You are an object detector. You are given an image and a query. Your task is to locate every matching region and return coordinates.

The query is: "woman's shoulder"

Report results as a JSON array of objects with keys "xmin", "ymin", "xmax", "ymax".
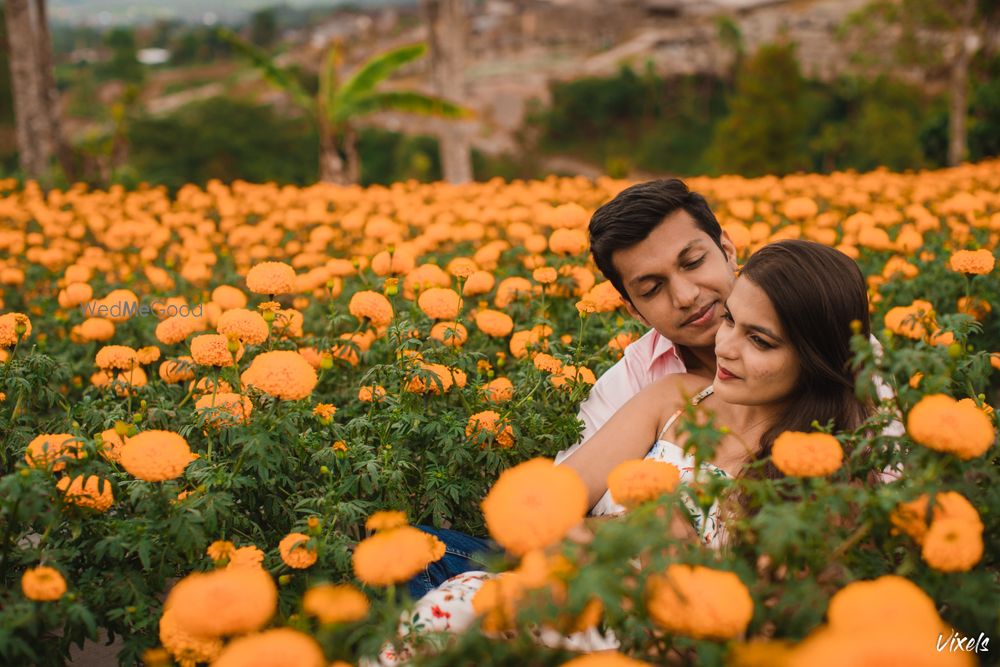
[{"xmin": 648, "ymin": 372, "xmax": 712, "ymax": 400}]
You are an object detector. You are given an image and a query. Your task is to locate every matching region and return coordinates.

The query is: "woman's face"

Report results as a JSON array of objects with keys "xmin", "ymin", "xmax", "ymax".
[{"xmin": 713, "ymin": 277, "xmax": 800, "ymax": 406}]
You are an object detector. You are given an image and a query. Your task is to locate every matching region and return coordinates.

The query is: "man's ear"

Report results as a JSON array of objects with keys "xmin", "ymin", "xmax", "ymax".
[
  {"xmin": 623, "ymin": 298, "xmax": 651, "ymax": 327},
  {"xmin": 720, "ymin": 230, "xmax": 739, "ymax": 270}
]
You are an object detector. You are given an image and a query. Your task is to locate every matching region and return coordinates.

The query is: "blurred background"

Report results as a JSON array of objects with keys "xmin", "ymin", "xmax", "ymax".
[{"xmin": 2, "ymin": 0, "xmax": 999, "ymax": 190}]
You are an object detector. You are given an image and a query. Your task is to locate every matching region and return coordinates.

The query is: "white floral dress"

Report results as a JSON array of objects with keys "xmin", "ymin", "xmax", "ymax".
[{"xmin": 370, "ymin": 386, "xmax": 728, "ymax": 665}]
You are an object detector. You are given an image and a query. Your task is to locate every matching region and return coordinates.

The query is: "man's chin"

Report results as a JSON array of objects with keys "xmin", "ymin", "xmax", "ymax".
[{"xmin": 666, "ymin": 322, "xmax": 722, "ymax": 349}]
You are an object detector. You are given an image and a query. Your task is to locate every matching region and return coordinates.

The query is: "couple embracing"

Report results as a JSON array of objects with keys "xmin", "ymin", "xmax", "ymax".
[{"xmin": 395, "ymin": 178, "xmax": 890, "ymax": 650}]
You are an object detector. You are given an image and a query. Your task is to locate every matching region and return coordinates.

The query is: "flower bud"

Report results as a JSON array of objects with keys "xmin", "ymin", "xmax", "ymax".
[
  {"xmin": 278, "ymin": 574, "xmax": 292, "ymax": 585},
  {"xmin": 320, "ymin": 354, "xmax": 333, "ymax": 370},
  {"xmin": 262, "ymin": 310, "xmax": 275, "ymax": 323}
]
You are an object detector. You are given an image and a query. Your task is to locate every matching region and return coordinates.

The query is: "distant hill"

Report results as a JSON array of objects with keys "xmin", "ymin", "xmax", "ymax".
[{"xmin": 49, "ymin": 0, "xmax": 416, "ymax": 25}]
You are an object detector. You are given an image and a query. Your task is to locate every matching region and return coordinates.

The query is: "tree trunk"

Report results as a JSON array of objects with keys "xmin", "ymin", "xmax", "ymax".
[
  {"xmin": 344, "ymin": 127, "xmax": 360, "ymax": 185},
  {"xmin": 34, "ymin": 0, "xmax": 75, "ymax": 180},
  {"xmin": 318, "ymin": 119, "xmax": 349, "ymax": 185},
  {"xmin": 422, "ymin": 0, "xmax": 473, "ymax": 184},
  {"xmin": 947, "ymin": 0, "xmax": 978, "ymax": 167},
  {"xmin": 5, "ymin": 0, "xmax": 52, "ymax": 179}
]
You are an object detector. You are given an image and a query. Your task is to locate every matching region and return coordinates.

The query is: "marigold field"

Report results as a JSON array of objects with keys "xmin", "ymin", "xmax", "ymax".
[{"xmin": 0, "ymin": 163, "xmax": 998, "ymax": 666}]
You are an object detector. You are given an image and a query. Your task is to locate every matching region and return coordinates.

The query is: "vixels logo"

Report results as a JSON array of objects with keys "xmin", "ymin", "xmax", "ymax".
[{"xmin": 937, "ymin": 631, "xmax": 989, "ymax": 654}]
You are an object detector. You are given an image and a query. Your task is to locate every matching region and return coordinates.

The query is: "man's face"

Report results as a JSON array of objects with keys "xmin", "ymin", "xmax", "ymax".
[{"xmin": 611, "ymin": 210, "xmax": 738, "ymax": 349}]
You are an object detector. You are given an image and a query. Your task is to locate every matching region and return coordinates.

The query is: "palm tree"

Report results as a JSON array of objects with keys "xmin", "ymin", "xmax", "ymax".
[{"xmin": 222, "ymin": 31, "xmax": 471, "ymax": 184}]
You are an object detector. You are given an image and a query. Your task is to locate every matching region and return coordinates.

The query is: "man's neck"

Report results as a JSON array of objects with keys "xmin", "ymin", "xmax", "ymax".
[{"xmin": 678, "ymin": 345, "xmax": 716, "ymax": 379}]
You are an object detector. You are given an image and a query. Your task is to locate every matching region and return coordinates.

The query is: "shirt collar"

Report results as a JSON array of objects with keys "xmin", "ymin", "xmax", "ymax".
[{"xmin": 648, "ymin": 330, "xmax": 684, "ymax": 372}]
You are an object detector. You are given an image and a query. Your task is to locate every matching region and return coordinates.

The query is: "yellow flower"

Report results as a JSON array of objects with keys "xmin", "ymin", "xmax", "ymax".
[
  {"xmin": 57, "ymin": 475, "xmax": 114, "ymax": 512},
  {"xmin": 217, "ymin": 308, "xmax": 270, "ymax": 345},
  {"xmin": 158, "ymin": 606, "xmax": 223, "ymax": 666},
  {"xmin": 206, "ymin": 540, "xmax": 236, "ymax": 563},
  {"xmin": 302, "ymin": 584, "xmax": 370, "ymax": 624},
  {"xmin": 348, "ymin": 290, "xmax": 394, "ymax": 327},
  {"xmin": 358, "ymin": 384, "xmax": 386, "ymax": 403},
  {"xmin": 365, "ymin": 510, "xmax": 408, "ymax": 532},
  {"xmin": 190, "ymin": 334, "xmax": 242, "ymax": 367},
  {"xmin": 119, "ymin": 430, "xmax": 197, "ymax": 482},
  {"xmin": 279, "ymin": 532, "xmax": 318, "ymax": 569},
  {"xmin": 921, "ymin": 518, "xmax": 983, "ymax": 572},
  {"xmin": 907, "ymin": 394, "xmax": 995, "ymax": 459},
  {"xmin": 312, "ymin": 403, "xmax": 337, "ymax": 422},
  {"xmin": 241, "ymin": 350, "xmax": 318, "ymax": 400},
  {"xmin": 948, "ymin": 248, "xmax": 995, "ymax": 274},
  {"xmin": 24, "ymin": 433, "xmax": 81, "ymax": 471},
  {"xmin": 164, "ymin": 566, "xmax": 277, "ymax": 638},
  {"xmin": 213, "ymin": 628, "xmax": 325, "ymax": 667},
  {"xmin": 21, "ymin": 566, "xmax": 67, "ymax": 601},
  {"xmin": 890, "ymin": 491, "xmax": 982, "ymax": 544},
  {"xmin": 646, "ymin": 564, "xmax": 753, "ymax": 640},
  {"xmin": 417, "ymin": 287, "xmax": 463, "ymax": 320},
  {"xmin": 474, "ymin": 309, "xmax": 515, "ymax": 338},
  {"xmin": 466, "ymin": 410, "xmax": 515, "ymax": 448},
  {"xmin": 481, "ymin": 458, "xmax": 588, "ymax": 555},
  {"xmin": 606, "ymin": 460, "xmax": 680, "ymax": 509},
  {"xmin": 352, "ymin": 526, "xmax": 445, "ymax": 586},
  {"xmin": 246, "ymin": 261, "xmax": 297, "ymax": 295},
  {"xmin": 95, "ymin": 345, "xmax": 137, "ymax": 371},
  {"xmin": 0, "ymin": 312, "xmax": 32, "ymax": 347},
  {"xmin": 771, "ymin": 432, "xmax": 843, "ymax": 477}
]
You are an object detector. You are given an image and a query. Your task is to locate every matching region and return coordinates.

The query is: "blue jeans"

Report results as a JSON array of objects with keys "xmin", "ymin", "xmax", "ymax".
[{"xmin": 407, "ymin": 525, "xmax": 500, "ymax": 600}]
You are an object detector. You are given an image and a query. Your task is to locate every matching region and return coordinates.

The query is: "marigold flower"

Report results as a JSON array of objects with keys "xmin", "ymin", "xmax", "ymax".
[
  {"xmin": 446, "ymin": 256, "xmax": 477, "ymax": 278},
  {"xmin": 95, "ymin": 345, "xmax": 137, "ymax": 371},
  {"xmin": 907, "ymin": 394, "xmax": 995, "ymax": 459},
  {"xmin": 403, "ymin": 263, "xmax": 451, "ymax": 299},
  {"xmin": 646, "ymin": 564, "xmax": 753, "ymax": 639},
  {"xmin": 561, "ymin": 653, "xmax": 652, "ymax": 667},
  {"xmin": 207, "ymin": 540, "xmax": 236, "ymax": 563},
  {"xmin": 194, "ymin": 392, "xmax": 252, "ymax": 428},
  {"xmin": 482, "ymin": 377, "xmax": 514, "ymax": 402},
  {"xmin": 463, "ymin": 270, "xmax": 495, "ymax": 296},
  {"xmin": 890, "ymin": 491, "xmax": 983, "ymax": 545},
  {"xmin": 21, "ymin": 566, "xmax": 66, "ymax": 601},
  {"xmin": 825, "ymin": 575, "xmax": 945, "ymax": 635},
  {"xmin": 406, "ymin": 362, "xmax": 456, "ymax": 395},
  {"xmin": 352, "ymin": 526, "xmax": 446, "ymax": 586},
  {"xmin": 119, "ymin": 430, "xmax": 197, "ymax": 482},
  {"xmin": 303, "ymin": 584, "xmax": 370, "ymax": 625},
  {"xmin": 956, "ymin": 296, "xmax": 992, "ymax": 321},
  {"xmin": 481, "ymin": 458, "xmax": 588, "ymax": 555},
  {"xmin": 371, "ymin": 248, "xmax": 417, "ymax": 276},
  {"xmin": 217, "ymin": 308, "xmax": 269, "ymax": 345},
  {"xmin": 883, "ymin": 300, "xmax": 935, "ymax": 340},
  {"xmin": 25, "ymin": 433, "xmax": 81, "ymax": 471},
  {"xmin": 532, "ymin": 266, "xmax": 557, "ymax": 284},
  {"xmin": 495, "ymin": 276, "xmax": 535, "ymax": 309},
  {"xmin": 246, "ymin": 261, "xmax": 297, "ymax": 295},
  {"xmin": 79, "ymin": 317, "xmax": 116, "ymax": 342},
  {"xmin": 97, "ymin": 428, "xmax": 126, "ymax": 463},
  {"xmin": 190, "ymin": 334, "xmax": 242, "ymax": 367},
  {"xmin": 366, "ymin": 510, "xmax": 408, "ymax": 532},
  {"xmin": 228, "ymin": 545, "xmax": 265, "ymax": 570},
  {"xmin": 948, "ymin": 249, "xmax": 995, "ymax": 275},
  {"xmin": 189, "ymin": 377, "xmax": 232, "ymax": 395},
  {"xmin": 135, "ymin": 346, "xmax": 161, "ymax": 365},
  {"xmin": 550, "ymin": 364, "xmax": 596, "ymax": 388},
  {"xmin": 608, "ymin": 332, "xmax": 638, "ymax": 356},
  {"xmin": 417, "ymin": 287, "xmax": 463, "ymax": 320},
  {"xmin": 549, "ymin": 228, "xmax": 588, "ymax": 255},
  {"xmin": 921, "ymin": 517, "xmax": 984, "ymax": 572},
  {"xmin": 466, "ymin": 410, "xmax": 515, "ymax": 448},
  {"xmin": 57, "ymin": 475, "xmax": 114, "ymax": 512},
  {"xmin": 312, "ymin": 403, "xmax": 337, "ymax": 422},
  {"xmin": 771, "ymin": 431, "xmax": 844, "ymax": 477},
  {"xmin": 430, "ymin": 321, "xmax": 468, "ymax": 347},
  {"xmin": 58, "ymin": 282, "xmax": 94, "ymax": 309},
  {"xmin": 359, "ymin": 384, "xmax": 387, "ymax": 402},
  {"xmin": 279, "ymin": 532, "xmax": 318, "ymax": 569},
  {"xmin": 211, "ymin": 285, "xmax": 248, "ymax": 311},
  {"xmin": 165, "ymin": 566, "xmax": 277, "ymax": 638},
  {"xmin": 0, "ymin": 312, "xmax": 32, "ymax": 347},
  {"xmin": 213, "ymin": 628, "xmax": 325, "ymax": 667},
  {"xmin": 159, "ymin": 357, "xmax": 195, "ymax": 384},
  {"xmin": 349, "ymin": 290, "xmax": 394, "ymax": 327},
  {"xmin": 241, "ymin": 350, "xmax": 318, "ymax": 400},
  {"xmin": 474, "ymin": 309, "xmax": 514, "ymax": 337},
  {"xmin": 607, "ymin": 460, "xmax": 680, "ymax": 509},
  {"xmin": 159, "ymin": 606, "xmax": 223, "ymax": 666},
  {"xmin": 532, "ymin": 353, "xmax": 563, "ymax": 374},
  {"xmin": 155, "ymin": 315, "xmax": 194, "ymax": 345}
]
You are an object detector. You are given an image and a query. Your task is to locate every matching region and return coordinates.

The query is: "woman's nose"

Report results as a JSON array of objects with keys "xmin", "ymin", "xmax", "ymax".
[{"xmin": 715, "ymin": 324, "xmax": 737, "ymax": 359}]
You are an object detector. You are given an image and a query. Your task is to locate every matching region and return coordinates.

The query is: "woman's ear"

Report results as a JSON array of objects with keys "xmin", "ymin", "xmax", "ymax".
[{"xmin": 720, "ymin": 231, "xmax": 739, "ymax": 271}]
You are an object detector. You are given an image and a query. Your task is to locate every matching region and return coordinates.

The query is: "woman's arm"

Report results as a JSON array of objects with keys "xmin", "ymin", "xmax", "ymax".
[{"xmin": 561, "ymin": 374, "xmax": 687, "ymax": 510}]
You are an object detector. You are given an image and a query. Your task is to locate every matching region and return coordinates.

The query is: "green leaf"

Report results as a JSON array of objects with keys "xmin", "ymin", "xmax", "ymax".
[
  {"xmin": 335, "ymin": 43, "xmax": 428, "ymax": 108},
  {"xmin": 217, "ymin": 28, "xmax": 315, "ymax": 112},
  {"xmin": 336, "ymin": 91, "xmax": 471, "ymax": 123}
]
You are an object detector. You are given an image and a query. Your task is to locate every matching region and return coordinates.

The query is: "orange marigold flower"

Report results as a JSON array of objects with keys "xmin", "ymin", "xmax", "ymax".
[
  {"xmin": 646, "ymin": 564, "xmax": 753, "ymax": 640},
  {"xmin": 21, "ymin": 566, "xmax": 66, "ymax": 601},
  {"xmin": 403, "ymin": 263, "xmax": 451, "ymax": 299},
  {"xmin": 561, "ymin": 653, "xmax": 652, "ymax": 667},
  {"xmin": 136, "ymin": 346, "xmax": 161, "ymax": 365},
  {"xmin": 57, "ymin": 475, "xmax": 114, "ymax": 512},
  {"xmin": 359, "ymin": 384, "xmax": 387, "ymax": 402},
  {"xmin": 217, "ymin": 308, "xmax": 269, "ymax": 345},
  {"xmin": 957, "ymin": 296, "xmax": 991, "ymax": 321},
  {"xmin": 228, "ymin": 545, "xmax": 265, "ymax": 570},
  {"xmin": 119, "ymin": 430, "xmax": 197, "ymax": 482},
  {"xmin": 463, "ymin": 270, "xmax": 495, "ymax": 296},
  {"xmin": 303, "ymin": 583, "xmax": 370, "ymax": 624},
  {"xmin": 95, "ymin": 345, "xmax": 137, "ymax": 371},
  {"xmin": 532, "ymin": 266, "xmax": 557, "ymax": 284},
  {"xmin": 481, "ymin": 458, "xmax": 588, "ymax": 555},
  {"xmin": 584, "ymin": 281, "xmax": 624, "ymax": 313},
  {"xmin": 25, "ymin": 433, "xmax": 81, "ymax": 471},
  {"xmin": 312, "ymin": 403, "xmax": 337, "ymax": 422},
  {"xmin": 165, "ymin": 566, "xmax": 277, "ymax": 638},
  {"xmin": 352, "ymin": 526, "xmax": 446, "ymax": 586},
  {"xmin": 246, "ymin": 261, "xmax": 297, "ymax": 295},
  {"xmin": 824, "ymin": 575, "xmax": 945, "ymax": 636},
  {"xmin": 532, "ymin": 352, "xmax": 563, "ymax": 374},
  {"xmin": 0, "ymin": 312, "xmax": 32, "ymax": 347},
  {"xmin": 213, "ymin": 628, "xmax": 325, "ymax": 667},
  {"xmin": 446, "ymin": 257, "xmax": 478, "ymax": 278},
  {"xmin": 241, "ymin": 350, "xmax": 318, "ymax": 400},
  {"xmin": 921, "ymin": 517, "xmax": 984, "ymax": 572},
  {"xmin": 406, "ymin": 362, "xmax": 456, "ymax": 395},
  {"xmin": 890, "ymin": 491, "xmax": 982, "ymax": 545},
  {"xmin": 948, "ymin": 249, "xmax": 995, "ymax": 275},
  {"xmin": 58, "ymin": 282, "xmax": 94, "ymax": 309},
  {"xmin": 907, "ymin": 394, "xmax": 995, "ymax": 459},
  {"xmin": 771, "ymin": 432, "xmax": 844, "ymax": 477},
  {"xmin": 207, "ymin": 540, "xmax": 236, "ymax": 563},
  {"xmin": 607, "ymin": 460, "xmax": 680, "ymax": 509},
  {"xmin": 190, "ymin": 334, "xmax": 242, "ymax": 367},
  {"xmin": 97, "ymin": 428, "xmax": 126, "ymax": 463},
  {"xmin": 279, "ymin": 532, "xmax": 318, "ymax": 569},
  {"xmin": 550, "ymin": 365, "xmax": 596, "ymax": 388},
  {"xmin": 430, "ymin": 321, "xmax": 468, "ymax": 347},
  {"xmin": 883, "ymin": 300, "xmax": 935, "ymax": 340},
  {"xmin": 349, "ymin": 290, "xmax": 394, "ymax": 327},
  {"xmin": 608, "ymin": 332, "xmax": 638, "ymax": 356},
  {"xmin": 79, "ymin": 317, "xmax": 116, "ymax": 342},
  {"xmin": 155, "ymin": 315, "xmax": 194, "ymax": 345},
  {"xmin": 371, "ymin": 248, "xmax": 417, "ymax": 276},
  {"xmin": 474, "ymin": 309, "xmax": 514, "ymax": 337},
  {"xmin": 482, "ymin": 377, "xmax": 514, "ymax": 403},
  {"xmin": 211, "ymin": 285, "xmax": 247, "ymax": 311},
  {"xmin": 159, "ymin": 606, "xmax": 223, "ymax": 666},
  {"xmin": 194, "ymin": 392, "xmax": 252, "ymax": 428},
  {"xmin": 418, "ymin": 287, "xmax": 463, "ymax": 320},
  {"xmin": 494, "ymin": 276, "xmax": 534, "ymax": 309},
  {"xmin": 548, "ymin": 228, "xmax": 588, "ymax": 255},
  {"xmin": 189, "ymin": 377, "xmax": 232, "ymax": 396},
  {"xmin": 466, "ymin": 410, "xmax": 515, "ymax": 448},
  {"xmin": 366, "ymin": 510, "xmax": 408, "ymax": 532}
]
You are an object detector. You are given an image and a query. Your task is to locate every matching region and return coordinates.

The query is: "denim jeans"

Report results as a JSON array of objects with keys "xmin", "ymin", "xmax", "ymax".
[{"xmin": 407, "ymin": 525, "xmax": 501, "ymax": 600}]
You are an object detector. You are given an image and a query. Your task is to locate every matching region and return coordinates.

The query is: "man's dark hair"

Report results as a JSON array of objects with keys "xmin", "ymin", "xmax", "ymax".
[{"xmin": 589, "ymin": 179, "xmax": 724, "ymax": 301}]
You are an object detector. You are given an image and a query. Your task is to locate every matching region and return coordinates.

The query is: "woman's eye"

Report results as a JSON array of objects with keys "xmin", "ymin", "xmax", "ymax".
[
  {"xmin": 750, "ymin": 335, "xmax": 772, "ymax": 349},
  {"xmin": 722, "ymin": 310, "xmax": 734, "ymax": 323}
]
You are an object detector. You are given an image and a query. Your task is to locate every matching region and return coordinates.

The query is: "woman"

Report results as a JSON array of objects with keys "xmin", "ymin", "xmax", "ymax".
[{"xmin": 378, "ymin": 240, "xmax": 874, "ymax": 662}]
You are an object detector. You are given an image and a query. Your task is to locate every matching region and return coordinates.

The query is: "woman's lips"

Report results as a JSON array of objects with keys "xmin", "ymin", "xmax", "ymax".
[{"xmin": 716, "ymin": 365, "xmax": 740, "ymax": 381}]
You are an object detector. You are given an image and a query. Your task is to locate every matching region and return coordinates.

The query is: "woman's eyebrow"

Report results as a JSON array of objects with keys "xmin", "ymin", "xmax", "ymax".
[{"xmin": 724, "ymin": 303, "xmax": 784, "ymax": 342}]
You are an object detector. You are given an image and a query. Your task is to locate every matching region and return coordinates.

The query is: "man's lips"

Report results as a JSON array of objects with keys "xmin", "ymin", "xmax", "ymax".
[{"xmin": 682, "ymin": 302, "xmax": 716, "ymax": 326}]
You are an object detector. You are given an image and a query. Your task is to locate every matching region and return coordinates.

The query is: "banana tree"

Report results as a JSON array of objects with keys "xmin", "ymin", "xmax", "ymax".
[{"xmin": 221, "ymin": 32, "xmax": 471, "ymax": 184}]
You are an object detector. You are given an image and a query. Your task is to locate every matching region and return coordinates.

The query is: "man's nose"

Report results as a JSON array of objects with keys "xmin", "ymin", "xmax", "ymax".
[{"xmin": 671, "ymin": 277, "xmax": 699, "ymax": 310}]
